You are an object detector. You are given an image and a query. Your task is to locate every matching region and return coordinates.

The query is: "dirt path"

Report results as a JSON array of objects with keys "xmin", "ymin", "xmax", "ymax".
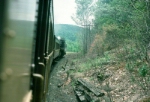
[{"xmin": 46, "ymin": 53, "xmax": 78, "ymax": 102}]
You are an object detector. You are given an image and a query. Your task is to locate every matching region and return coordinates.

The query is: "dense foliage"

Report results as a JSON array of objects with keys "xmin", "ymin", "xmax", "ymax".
[
  {"xmin": 74, "ymin": 0, "xmax": 150, "ymax": 53},
  {"xmin": 74, "ymin": 0, "xmax": 150, "ymax": 95}
]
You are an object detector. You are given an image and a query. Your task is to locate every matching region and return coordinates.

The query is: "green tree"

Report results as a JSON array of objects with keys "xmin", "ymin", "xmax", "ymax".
[{"xmin": 73, "ymin": 0, "xmax": 94, "ymax": 54}]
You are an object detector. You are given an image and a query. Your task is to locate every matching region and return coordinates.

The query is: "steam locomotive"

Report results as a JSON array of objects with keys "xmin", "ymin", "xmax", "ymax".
[{"xmin": 0, "ymin": 0, "xmax": 66, "ymax": 102}]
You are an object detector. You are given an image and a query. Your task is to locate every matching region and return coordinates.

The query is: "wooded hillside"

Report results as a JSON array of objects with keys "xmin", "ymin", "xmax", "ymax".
[{"xmin": 54, "ymin": 24, "xmax": 82, "ymax": 52}]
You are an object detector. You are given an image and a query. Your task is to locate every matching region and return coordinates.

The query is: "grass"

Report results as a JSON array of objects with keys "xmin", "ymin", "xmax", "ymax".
[{"xmin": 70, "ymin": 51, "xmax": 115, "ymax": 73}]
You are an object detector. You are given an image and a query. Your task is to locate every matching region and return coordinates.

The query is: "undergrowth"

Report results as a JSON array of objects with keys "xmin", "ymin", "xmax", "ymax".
[
  {"xmin": 70, "ymin": 44, "xmax": 150, "ymax": 99},
  {"xmin": 75, "ymin": 51, "xmax": 114, "ymax": 72}
]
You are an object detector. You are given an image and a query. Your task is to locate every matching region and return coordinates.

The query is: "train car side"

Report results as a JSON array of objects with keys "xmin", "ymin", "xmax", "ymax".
[
  {"xmin": 0, "ymin": 0, "xmax": 58, "ymax": 102},
  {"xmin": 53, "ymin": 36, "xmax": 61, "ymax": 59},
  {"xmin": 0, "ymin": 0, "xmax": 37, "ymax": 102}
]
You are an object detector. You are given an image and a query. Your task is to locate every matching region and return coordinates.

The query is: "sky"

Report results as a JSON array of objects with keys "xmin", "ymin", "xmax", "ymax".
[{"xmin": 54, "ymin": 0, "xmax": 76, "ymax": 25}]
